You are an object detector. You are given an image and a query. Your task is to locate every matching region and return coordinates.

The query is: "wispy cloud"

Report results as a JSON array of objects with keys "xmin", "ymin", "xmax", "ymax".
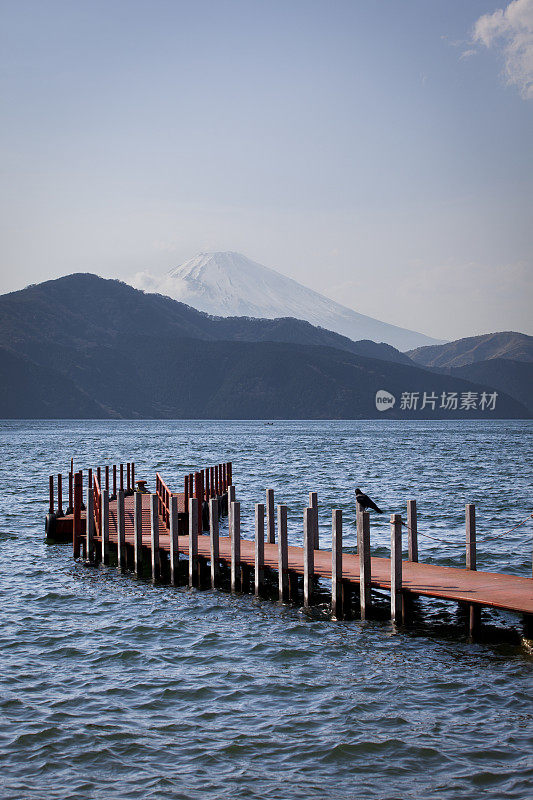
[{"xmin": 473, "ymin": 0, "xmax": 533, "ymax": 98}]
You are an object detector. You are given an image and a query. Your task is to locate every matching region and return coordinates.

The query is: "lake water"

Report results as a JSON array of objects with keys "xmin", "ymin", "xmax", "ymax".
[{"xmin": 1, "ymin": 420, "xmax": 532, "ymax": 800}]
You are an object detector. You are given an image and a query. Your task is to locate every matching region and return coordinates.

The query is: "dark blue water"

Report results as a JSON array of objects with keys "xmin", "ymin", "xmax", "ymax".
[{"xmin": 1, "ymin": 420, "xmax": 532, "ymax": 800}]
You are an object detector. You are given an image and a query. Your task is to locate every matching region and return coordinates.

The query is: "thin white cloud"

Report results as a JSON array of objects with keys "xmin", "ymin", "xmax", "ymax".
[{"xmin": 473, "ymin": 0, "xmax": 533, "ymax": 98}]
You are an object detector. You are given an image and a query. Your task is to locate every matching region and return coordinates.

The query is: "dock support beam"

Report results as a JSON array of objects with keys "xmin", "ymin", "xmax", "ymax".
[
  {"xmin": 209, "ymin": 497, "xmax": 219, "ymax": 588},
  {"xmin": 303, "ymin": 507, "xmax": 314, "ymax": 607},
  {"xmin": 278, "ymin": 504, "xmax": 289, "ymax": 602},
  {"xmin": 255, "ymin": 503, "xmax": 264, "ymax": 597},
  {"xmin": 230, "ymin": 501, "xmax": 241, "ymax": 593},
  {"xmin": 189, "ymin": 497, "xmax": 199, "ymax": 588},
  {"xmin": 170, "ymin": 495, "xmax": 179, "ymax": 585},
  {"xmin": 133, "ymin": 491, "xmax": 142, "ymax": 575},
  {"xmin": 390, "ymin": 513, "xmax": 403, "ymax": 624},
  {"xmin": 266, "ymin": 489, "xmax": 275, "ymax": 543},
  {"xmin": 117, "ymin": 489, "xmax": 126, "ymax": 572},
  {"xmin": 359, "ymin": 511, "xmax": 372, "ymax": 620},
  {"xmin": 331, "ymin": 509, "xmax": 342, "ymax": 619},
  {"xmin": 466, "ymin": 503, "xmax": 480, "ymax": 637}
]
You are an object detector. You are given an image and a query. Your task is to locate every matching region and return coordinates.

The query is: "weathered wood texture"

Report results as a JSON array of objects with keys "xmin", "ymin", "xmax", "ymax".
[
  {"xmin": 331, "ymin": 509, "xmax": 342, "ymax": 619},
  {"xmin": 390, "ymin": 513, "xmax": 403, "ymax": 623}
]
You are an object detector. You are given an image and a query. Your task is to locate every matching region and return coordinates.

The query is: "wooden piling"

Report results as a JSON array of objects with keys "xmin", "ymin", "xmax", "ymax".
[
  {"xmin": 57, "ymin": 474, "xmax": 63, "ymax": 515},
  {"xmin": 278, "ymin": 504, "xmax": 289, "ymax": 602},
  {"xmin": 266, "ymin": 489, "xmax": 275, "ymax": 543},
  {"xmin": 331, "ymin": 509, "xmax": 343, "ymax": 619},
  {"xmin": 170, "ymin": 495, "xmax": 179, "ymax": 585},
  {"xmin": 227, "ymin": 461, "xmax": 232, "ymax": 486},
  {"xmin": 356, "ymin": 501, "xmax": 363, "ymax": 553},
  {"xmin": 88, "ymin": 468, "xmax": 92, "ymax": 489},
  {"xmin": 117, "ymin": 489, "xmax": 126, "ymax": 572},
  {"xmin": 126, "ymin": 462, "xmax": 130, "ymax": 492},
  {"xmin": 112, "ymin": 465, "xmax": 117, "ymax": 498},
  {"xmin": 150, "ymin": 493, "xmax": 160, "ymax": 580},
  {"xmin": 303, "ymin": 507, "xmax": 314, "ymax": 607},
  {"xmin": 73, "ymin": 471, "xmax": 82, "ymax": 558},
  {"xmin": 134, "ymin": 491, "xmax": 143, "ymax": 575},
  {"xmin": 97, "ymin": 467, "xmax": 101, "ymax": 493},
  {"xmin": 390, "ymin": 513, "xmax": 403, "ymax": 623},
  {"xmin": 360, "ymin": 511, "xmax": 371, "ymax": 619},
  {"xmin": 209, "ymin": 497, "xmax": 219, "ymax": 588},
  {"xmin": 102, "ymin": 488, "xmax": 109, "ymax": 565},
  {"xmin": 86, "ymin": 484, "xmax": 94, "ymax": 561},
  {"xmin": 255, "ymin": 503, "xmax": 265, "ymax": 597},
  {"xmin": 230, "ymin": 501, "xmax": 241, "ymax": 593},
  {"xmin": 466, "ymin": 503, "xmax": 480, "ymax": 636},
  {"xmin": 68, "ymin": 470, "xmax": 73, "ymax": 513},
  {"xmin": 49, "ymin": 475, "xmax": 54, "ymax": 514},
  {"xmin": 407, "ymin": 500, "xmax": 418, "ymax": 562},
  {"xmin": 189, "ymin": 497, "xmax": 199, "ymax": 588},
  {"xmin": 309, "ymin": 492, "xmax": 319, "ymax": 549}
]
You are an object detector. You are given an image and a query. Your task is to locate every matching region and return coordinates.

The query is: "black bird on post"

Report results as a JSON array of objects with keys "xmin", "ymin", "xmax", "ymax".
[{"xmin": 355, "ymin": 488, "xmax": 383, "ymax": 514}]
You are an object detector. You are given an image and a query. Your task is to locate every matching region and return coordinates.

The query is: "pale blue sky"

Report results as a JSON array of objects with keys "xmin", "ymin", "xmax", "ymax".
[{"xmin": 1, "ymin": 0, "xmax": 531, "ymax": 338}]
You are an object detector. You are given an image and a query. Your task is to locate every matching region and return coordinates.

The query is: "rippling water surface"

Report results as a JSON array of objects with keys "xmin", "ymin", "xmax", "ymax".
[{"xmin": 1, "ymin": 420, "xmax": 532, "ymax": 800}]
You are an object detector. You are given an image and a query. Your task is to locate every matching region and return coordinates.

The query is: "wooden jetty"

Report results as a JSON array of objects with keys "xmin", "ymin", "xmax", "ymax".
[{"xmin": 45, "ymin": 461, "xmax": 533, "ymax": 639}]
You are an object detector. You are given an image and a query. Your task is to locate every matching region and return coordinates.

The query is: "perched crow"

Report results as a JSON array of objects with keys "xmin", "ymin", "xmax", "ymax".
[{"xmin": 355, "ymin": 488, "xmax": 383, "ymax": 514}]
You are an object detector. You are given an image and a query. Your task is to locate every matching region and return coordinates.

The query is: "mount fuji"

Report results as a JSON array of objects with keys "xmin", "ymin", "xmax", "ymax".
[{"xmin": 132, "ymin": 251, "xmax": 441, "ymax": 350}]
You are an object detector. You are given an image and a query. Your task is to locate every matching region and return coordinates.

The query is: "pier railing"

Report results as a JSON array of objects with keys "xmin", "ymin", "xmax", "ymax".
[
  {"xmin": 93, "ymin": 474, "xmax": 102, "ymax": 539},
  {"xmin": 156, "ymin": 472, "xmax": 172, "ymax": 528}
]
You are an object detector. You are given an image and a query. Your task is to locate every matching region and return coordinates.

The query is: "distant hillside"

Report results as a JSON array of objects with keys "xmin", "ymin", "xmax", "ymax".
[
  {"xmin": 0, "ymin": 274, "xmax": 529, "ymax": 419},
  {"xmin": 407, "ymin": 331, "xmax": 533, "ymax": 369},
  {"xmin": 445, "ymin": 359, "xmax": 533, "ymax": 415}
]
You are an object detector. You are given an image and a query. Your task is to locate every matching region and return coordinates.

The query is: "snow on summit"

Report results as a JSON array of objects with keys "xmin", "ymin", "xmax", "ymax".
[{"xmin": 131, "ymin": 252, "xmax": 440, "ymax": 350}]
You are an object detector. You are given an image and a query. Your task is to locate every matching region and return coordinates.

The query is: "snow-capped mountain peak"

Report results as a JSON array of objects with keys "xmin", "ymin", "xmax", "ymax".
[{"xmin": 131, "ymin": 251, "xmax": 440, "ymax": 350}]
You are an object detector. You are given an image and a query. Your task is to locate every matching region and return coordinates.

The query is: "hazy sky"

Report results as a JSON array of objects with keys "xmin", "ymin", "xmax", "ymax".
[{"xmin": 1, "ymin": 0, "xmax": 531, "ymax": 339}]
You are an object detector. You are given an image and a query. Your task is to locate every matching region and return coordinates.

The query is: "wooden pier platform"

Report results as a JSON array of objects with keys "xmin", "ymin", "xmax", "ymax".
[{"xmin": 46, "ymin": 461, "xmax": 533, "ymax": 635}]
